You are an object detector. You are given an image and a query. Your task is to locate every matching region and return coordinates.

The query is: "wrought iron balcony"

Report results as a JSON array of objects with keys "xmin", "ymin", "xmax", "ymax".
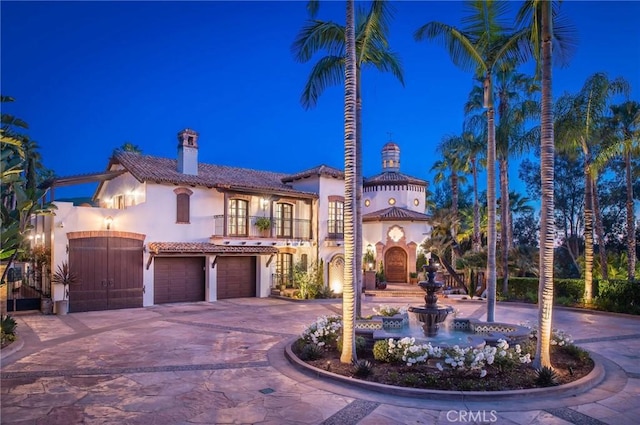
[{"xmin": 212, "ymin": 215, "xmax": 312, "ymax": 240}]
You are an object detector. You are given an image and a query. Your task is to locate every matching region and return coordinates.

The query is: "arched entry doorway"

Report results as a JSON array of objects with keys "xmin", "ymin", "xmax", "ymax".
[
  {"xmin": 385, "ymin": 247, "xmax": 407, "ymax": 283},
  {"xmin": 328, "ymin": 255, "xmax": 344, "ymax": 294}
]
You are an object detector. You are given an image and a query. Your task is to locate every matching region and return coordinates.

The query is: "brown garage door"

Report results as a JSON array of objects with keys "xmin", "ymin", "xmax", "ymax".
[
  {"xmin": 69, "ymin": 236, "xmax": 143, "ymax": 313},
  {"xmin": 154, "ymin": 257, "xmax": 205, "ymax": 304},
  {"xmin": 385, "ymin": 247, "xmax": 407, "ymax": 283},
  {"xmin": 217, "ymin": 256, "xmax": 256, "ymax": 299}
]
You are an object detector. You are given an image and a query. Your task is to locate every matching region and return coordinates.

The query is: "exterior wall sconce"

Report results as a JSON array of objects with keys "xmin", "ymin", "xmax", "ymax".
[
  {"xmin": 105, "ymin": 216, "xmax": 113, "ymax": 230},
  {"xmin": 260, "ymin": 198, "xmax": 269, "ymax": 210}
]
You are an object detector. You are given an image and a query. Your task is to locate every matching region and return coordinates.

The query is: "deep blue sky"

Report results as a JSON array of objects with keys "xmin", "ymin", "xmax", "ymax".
[{"xmin": 2, "ymin": 1, "xmax": 639, "ymax": 201}]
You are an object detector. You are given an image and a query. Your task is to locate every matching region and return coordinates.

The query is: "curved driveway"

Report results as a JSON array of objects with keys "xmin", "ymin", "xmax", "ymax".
[{"xmin": 1, "ymin": 297, "xmax": 639, "ymax": 424}]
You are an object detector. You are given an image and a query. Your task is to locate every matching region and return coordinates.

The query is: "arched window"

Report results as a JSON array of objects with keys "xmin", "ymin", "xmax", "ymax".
[{"xmin": 174, "ymin": 188, "xmax": 193, "ymax": 224}]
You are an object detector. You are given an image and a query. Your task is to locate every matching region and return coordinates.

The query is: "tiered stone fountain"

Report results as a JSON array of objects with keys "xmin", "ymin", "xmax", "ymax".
[{"xmin": 408, "ymin": 259, "xmax": 454, "ymax": 337}]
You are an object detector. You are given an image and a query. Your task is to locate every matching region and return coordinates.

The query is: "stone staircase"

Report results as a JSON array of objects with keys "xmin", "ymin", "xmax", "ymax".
[{"xmin": 364, "ymin": 283, "xmax": 425, "ymax": 298}]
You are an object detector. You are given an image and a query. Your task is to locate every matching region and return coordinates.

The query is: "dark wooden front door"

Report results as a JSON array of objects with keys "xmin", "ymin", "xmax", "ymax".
[
  {"xmin": 217, "ymin": 256, "xmax": 256, "ymax": 299},
  {"xmin": 154, "ymin": 257, "xmax": 205, "ymax": 304},
  {"xmin": 385, "ymin": 247, "xmax": 407, "ymax": 283},
  {"xmin": 69, "ymin": 237, "xmax": 143, "ymax": 312}
]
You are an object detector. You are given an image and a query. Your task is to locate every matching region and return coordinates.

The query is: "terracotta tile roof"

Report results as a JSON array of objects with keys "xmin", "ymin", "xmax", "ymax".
[
  {"xmin": 113, "ymin": 152, "xmax": 317, "ymax": 197},
  {"xmin": 364, "ymin": 171, "xmax": 427, "ymax": 186},
  {"xmin": 281, "ymin": 164, "xmax": 344, "ymax": 182},
  {"xmin": 148, "ymin": 242, "xmax": 278, "ymax": 255},
  {"xmin": 362, "ymin": 206, "xmax": 430, "ymax": 222}
]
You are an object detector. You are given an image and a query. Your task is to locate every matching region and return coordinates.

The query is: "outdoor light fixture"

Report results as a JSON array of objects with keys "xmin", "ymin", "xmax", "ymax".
[
  {"xmin": 366, "ymin": 243, "xmax": 373, "ymax": 253},
  {"xmin": 105, "ymin": 216, "xmax": 113, "ymax": 230},
  {"xmin": 260, "ymin": 198, "xmax": 269, "ymax": 210}
]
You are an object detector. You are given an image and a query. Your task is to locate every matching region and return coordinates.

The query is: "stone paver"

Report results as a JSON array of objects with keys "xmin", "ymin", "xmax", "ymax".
[{"xmin": 1, "ymin": 296, "xmax": 639, "ymax": 424}]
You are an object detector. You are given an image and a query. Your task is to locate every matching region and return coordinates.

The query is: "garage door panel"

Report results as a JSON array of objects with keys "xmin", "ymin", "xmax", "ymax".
[
  {"xmin": 217, "ymin": 257, "xmax": 256, "ymax": 299},
  {"xmin": 69, "ymin": 237, "xmax": 143, "ymax": 313},
  {"xmin": 154, "ymin": 257, "xmax": 205, "ymax": 304}
]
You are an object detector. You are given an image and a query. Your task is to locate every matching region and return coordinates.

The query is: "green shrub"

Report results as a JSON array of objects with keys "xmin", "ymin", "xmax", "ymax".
[
  {"xmin": 352, "ymin": 359, "xmax": 374, "ymax": 377},
  {"xmin": 595, "ymin": 280, "xmax": 640, "ymax": 315},
  {"xmin": 373, "ymin": 339, "xmax": 394, "ymax": 363},
  {"xmin": 299, "ymin": 344, "xmax": 324, "ymax": 361},
  {"xmin": 1, "ymin": 315, "xmax": 17, "ymax": 335},
  {"xmin": 0, "ymin": 315, "xmax": 17, "ymax": 346},
  {"xmin": 559, "ymin": 344, "xmax": 591, "ymax": 363},
  {"xmin": 535, "ymin": 366, "xmax": 559, "ymax": 387}
]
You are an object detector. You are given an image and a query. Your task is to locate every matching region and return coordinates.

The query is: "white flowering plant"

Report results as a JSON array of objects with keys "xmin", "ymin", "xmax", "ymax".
[
  {"xmin": 520, "ymin": 322, "xmax": 574, "ymax": 347},
  {"xmin": 301, "ymin": 315, "xmax": 342, "ymax": 348},
  {"xmin": 386, "ymin": 337, "xmax": 442, "ymax": 366},
  {"xmin": 372, "ymin": 304, "xmax": 408, "ymax": 317},
  {"xmin": 383, "ymin": 337, "xmax": 532, "ymax": 378}
]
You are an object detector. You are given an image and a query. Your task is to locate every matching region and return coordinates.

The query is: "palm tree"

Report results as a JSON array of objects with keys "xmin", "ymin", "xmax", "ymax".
[
  {"xmin": 432, "ymin": 135, "xmax": 470, "ymax": 265},
  {"xmin": 555, "ymin": 73, "xmax": 629, "ymax": 302},
  {"xmin": 462, "ymin": 130, "xmax": 485, "ymax": 253},
  {"xmin": 340, "ymin": 0, "xmax": 357, "ymax": 364},
  {"xmin": 293, "ymin": 0, "xmax": 404, "ymax": 318},
  {"xmin": 516, "ymin": 0, "xmax": 577, "ymax": 369},
  {"xmin": 416, "ymin": 0, "xmax": 531, "ymax": 322},
  {"xmin": 596, "ymin": 100, "xmax": 640, "ymax": 281}
]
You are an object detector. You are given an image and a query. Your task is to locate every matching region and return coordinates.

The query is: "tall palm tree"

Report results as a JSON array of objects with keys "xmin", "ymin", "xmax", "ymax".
[
  {"xmin": 432, "ymin": 135, "xmax": 469, "ymax": 266},
  {"xmin": 458, "ymin": 129, "xmax": 485, "ymax": 252},
  {"xmin": 555, "ymin": 73, "xmax": 629, "ymax": 301},
  {"xmin": 416, "ymin": 0, "xmax": 530, "ymax": 322},
  {"xmin": 340, "ymin": 0, "xmax": 357, "ymax": 364},
  {"xmin": 293, "ymin": 0, "xmax": 404, "ymax": 318},
  {"xmin": 516, "ymin": 0, "xmax": 576, "ymax": 369},
  {"xmin": 596, "ymin": 100, "xmax": 640, "ymax": 281}
]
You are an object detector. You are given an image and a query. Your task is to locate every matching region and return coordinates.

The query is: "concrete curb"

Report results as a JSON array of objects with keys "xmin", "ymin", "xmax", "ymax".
[
  {"xmin": 0, "ymin": 334, "xmax": 23, "ymax": 363},
  {"xmin": 283, "ymin": 337, "xmax": 610, "ymax": 403}
]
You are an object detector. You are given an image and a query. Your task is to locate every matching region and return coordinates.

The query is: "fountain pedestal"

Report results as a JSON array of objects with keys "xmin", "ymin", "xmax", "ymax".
[{"xmin": 408, "ymin": 259, "xmax": 454, "ymax": 337}]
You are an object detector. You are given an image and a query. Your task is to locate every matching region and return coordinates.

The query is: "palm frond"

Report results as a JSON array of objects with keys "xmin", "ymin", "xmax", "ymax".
[
  {"xmin": 415, "ymin": 21, "xmax": 485, "ymax": 74},
  {"xmin": 292, "ymin": 20, "xmax": 345, "ymax": 63},
  {"xmin": 301, "ymin": 56, "xmax": 345, "ymax": 110}
]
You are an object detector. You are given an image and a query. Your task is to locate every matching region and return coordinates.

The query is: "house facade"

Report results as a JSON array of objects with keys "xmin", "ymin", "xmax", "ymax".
[{"xmin": 40, "ymin": 129, "xmax": 431, "ymax": 312}]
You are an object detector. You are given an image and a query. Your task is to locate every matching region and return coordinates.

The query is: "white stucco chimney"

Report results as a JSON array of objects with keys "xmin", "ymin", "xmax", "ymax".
[{"xmin": 177, "ymin": 128, "xmax": 199, "ymax": 175}]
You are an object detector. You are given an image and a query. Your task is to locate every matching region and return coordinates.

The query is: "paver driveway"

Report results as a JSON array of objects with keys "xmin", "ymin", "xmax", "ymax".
[{"xmin": 1, "ymin": 297, "xmax": 639, "ymax": 424}]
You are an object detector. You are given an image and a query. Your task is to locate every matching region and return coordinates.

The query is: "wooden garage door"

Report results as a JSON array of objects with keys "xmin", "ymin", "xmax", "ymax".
[
  {"xmin": 217, "ymin": 256, "xmax": 256, "ymax": 299},
  {"xmin": 385, "ymin": 247, "xmax": 407, "ymax": 283},
  {"xmin": 154, "ymin": 257, "xmax": 205, "ymax": 304},
  {"xmin": 69, "ymin": 237, "xmax": 143, "ymax": 313}
]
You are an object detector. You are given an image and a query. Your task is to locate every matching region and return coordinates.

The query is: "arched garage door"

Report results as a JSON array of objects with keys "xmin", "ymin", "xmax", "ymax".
[
  {"xmin": 154, "ymin": 257, "xmax": 205, "ymax": 304},
  {"xmin": 69, "ymin": 236, "xmax": 143, "ymax": 312}
]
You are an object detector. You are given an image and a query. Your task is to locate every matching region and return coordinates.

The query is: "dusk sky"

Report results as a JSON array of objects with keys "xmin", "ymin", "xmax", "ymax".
[{"xmin": 2, "ymin": 1, "xmax": 639, "ymax": 202}]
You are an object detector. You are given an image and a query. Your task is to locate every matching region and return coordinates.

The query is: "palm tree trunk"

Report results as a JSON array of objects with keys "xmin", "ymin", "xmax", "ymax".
[
  {"xmin": 451, "ymin": 173, "xmax": 459, "ymax": 267},
  {"xmin": 472, "ymin": 157, "xmax": 481, "ymax": 252},
  {"xmin": 534, "ymin": 0, "xmax": 555, "ymax": 370},
  {"xmin": 340, "ymin": 0, "xmax": 357, "ymax": 364},
  {"xmin": 584, "ymin": 161, "xmax": 594, "ymax": 302},
  {"xmin": 500, "ymin": 157, "xmax": 509, "ymax": 295},
  {"xmin": 355, "ymin": 67, "xmax": 363, "ymax": 318},
  {"xmin": 486, "ymin": 74, "xmax": 497, "ymax": 322},
  {"xmin": 591, "ymin": 175, "xmax": 608, "ymax": 280},
  {"xmin": 625, "ymin": 150, "xmax": 636, "ymax": 281}
]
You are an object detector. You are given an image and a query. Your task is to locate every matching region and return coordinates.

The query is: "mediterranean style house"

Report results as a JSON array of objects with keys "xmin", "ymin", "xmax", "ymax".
[{"xmin": 36, "ymin": 129, "xmax": 431, "ymax": 312}]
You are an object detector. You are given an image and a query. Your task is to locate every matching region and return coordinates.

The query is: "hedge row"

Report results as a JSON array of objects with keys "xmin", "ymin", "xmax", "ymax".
[{"xmin": 498, "ymin": 278, "xmax": 640, "ymax": 315}]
